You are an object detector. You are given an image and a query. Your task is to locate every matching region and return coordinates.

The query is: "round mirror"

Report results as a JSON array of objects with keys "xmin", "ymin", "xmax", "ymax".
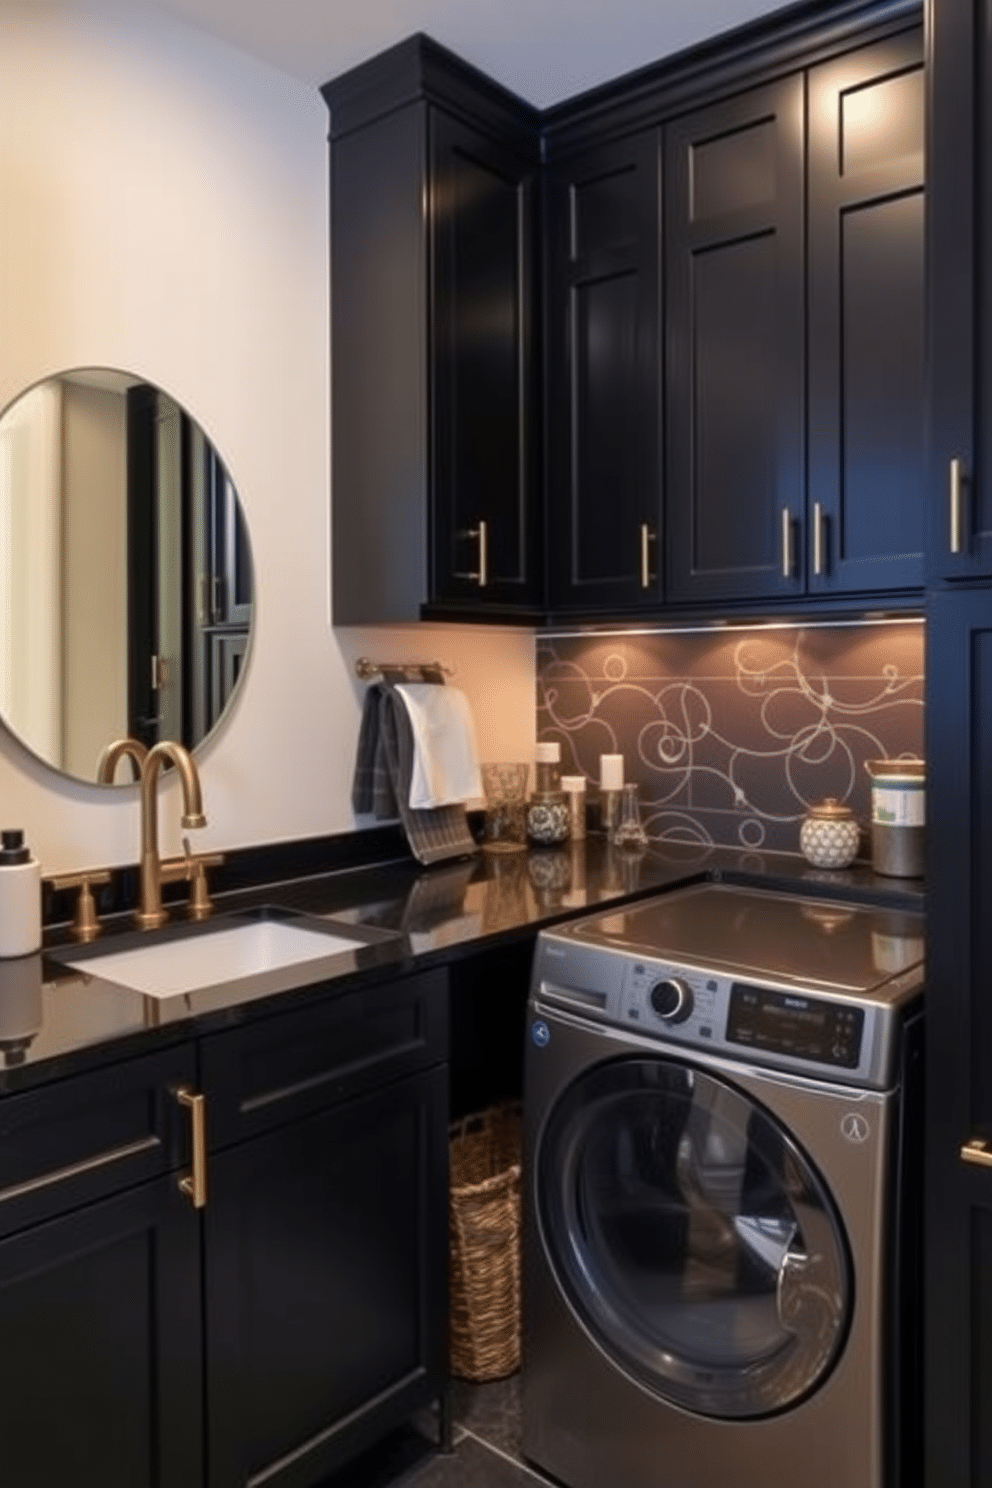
[{"xmin": 0, "ymin": 369, "xmax": 253, "ymax": 784}]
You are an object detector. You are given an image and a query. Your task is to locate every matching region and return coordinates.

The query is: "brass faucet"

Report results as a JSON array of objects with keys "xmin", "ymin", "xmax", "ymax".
[
  {"xmin": 135, "ymin": 741, "xmax": 207, "ymax": 930},
  {"xmin": 96, "ymin": 737, "xmax": 149, "ymax": 784}
]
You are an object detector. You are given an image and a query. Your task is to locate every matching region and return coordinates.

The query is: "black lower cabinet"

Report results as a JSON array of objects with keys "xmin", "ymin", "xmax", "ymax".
[
  {"xmin": 0, "ymin": 967, "xmax": 449, "ymax": 1488},
  {"xmin": 205, "ymin": 1067, "xmax": 448, "ymax": 1488},
  {"xmin": 0, "ymin": 1178, "xmax": 203, "ymax": 1488},
  {"xmin": 925, "ymin": 584, "xmax": 992, "ymax": 1488}
]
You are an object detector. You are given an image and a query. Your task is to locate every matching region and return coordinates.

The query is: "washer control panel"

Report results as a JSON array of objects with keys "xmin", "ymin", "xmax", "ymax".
[
  {"xmin": 727, "ymin": 982, "xmax": 864, "ymax": 1069},
  {"xmin": 621, "ymin": 959, "xmax": 870, "ymax": 1077}
]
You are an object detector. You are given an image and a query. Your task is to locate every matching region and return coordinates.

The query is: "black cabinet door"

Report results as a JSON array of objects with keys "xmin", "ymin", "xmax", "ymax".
[
  {"xmin": 925, "ymin": 585, "xmax": 992, "ymax": 1488},
  {"xmin": 204, "ymin": 1065, "xmax": 448, "ymax": 1488},
  {"xmin": 927, "ymin": 0, "xmax": 992, "ymax": 579},
  {"xmin": 0, "ymin": 1177, "xmax": 202, "ymax": 1488},
  {"xmin": 665, "ymin": 77, "xmax": 804, "ymax": 604},
  {"xmin": 544, "ymin": 130, "xmax": 662, "ymax": 613},
  {"xmin": 431, "ymin": 112, "xmax": 541, "ymax": 611},
  {"xmin": 807, "ymin": 27, "xmax": 925, "ymax": 596}
]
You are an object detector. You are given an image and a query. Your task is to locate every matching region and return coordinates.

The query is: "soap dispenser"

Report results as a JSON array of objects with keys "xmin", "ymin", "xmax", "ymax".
[{"xmin": 0, "ymin": 830, "xmax": 41, "ymax": 958}]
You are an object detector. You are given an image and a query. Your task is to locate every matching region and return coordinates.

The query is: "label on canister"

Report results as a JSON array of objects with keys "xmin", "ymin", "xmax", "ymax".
[{"xmin": 871, "ymin": 785, "xmax": 925, "ymax": 827}]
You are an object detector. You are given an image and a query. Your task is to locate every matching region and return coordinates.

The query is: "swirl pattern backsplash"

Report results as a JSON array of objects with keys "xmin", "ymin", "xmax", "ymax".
[{"xmin": 536, "ymin": 620, "xmax": 924, "ymax": 855}]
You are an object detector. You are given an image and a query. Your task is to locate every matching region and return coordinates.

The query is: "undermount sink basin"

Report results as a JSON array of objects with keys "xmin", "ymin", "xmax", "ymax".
[{"xmin": 61, "ymin": 918, "xmax": 368, "ymax": 999}]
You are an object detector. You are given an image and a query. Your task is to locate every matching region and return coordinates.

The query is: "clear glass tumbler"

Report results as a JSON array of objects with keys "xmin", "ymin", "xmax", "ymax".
[{"xmin": 481, "ymin": 762, "xmax": 529, "ymax": 853}]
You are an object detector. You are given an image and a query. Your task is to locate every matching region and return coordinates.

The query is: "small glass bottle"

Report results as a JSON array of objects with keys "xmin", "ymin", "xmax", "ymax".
[
  {"xmin": 612, "ymin": 783, "xmax": 648, "ymax": 850},
  {"xmin": 559, "ymin": 776, "xmax": 587, "ymax": 841}
]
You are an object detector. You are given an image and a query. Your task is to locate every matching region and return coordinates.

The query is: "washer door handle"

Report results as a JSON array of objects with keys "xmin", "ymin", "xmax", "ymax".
[{"xmin": 776, "ymin": 1244, "xmax": 843, "ymax": 1347}]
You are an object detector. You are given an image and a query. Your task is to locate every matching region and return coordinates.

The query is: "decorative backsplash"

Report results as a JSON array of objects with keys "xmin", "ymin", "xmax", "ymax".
[{"xmin": 536, "ymin": 620, "xmax": 924, "ymax": 855}]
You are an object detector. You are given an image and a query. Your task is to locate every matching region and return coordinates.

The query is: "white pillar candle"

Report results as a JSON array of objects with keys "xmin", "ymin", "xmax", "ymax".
[{"xmin": 600, "ymin": 754, "xmax": 624, "ymax": 791}]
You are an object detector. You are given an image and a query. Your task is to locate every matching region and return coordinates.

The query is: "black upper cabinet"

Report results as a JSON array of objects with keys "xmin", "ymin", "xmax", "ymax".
[
  {"xmin": 927, "ymin": 0, "xmax": 992, "ymax": 579},
  {"xmin": 544, "ymin": 131, "xmax": 662, "ymax": 614},
  {"xmin": 665, "ymin": 23, "xmax": 923, "ymax": 608},
  {"xmin": 323, "ymin": 37, "xmax": 543, "ymax": 624},
  {"xmin": 325, "ymin": 10, "xmax": 924, "ymax": 626},
  {"xmin": 665, "ymin": 78, "xmax": 805, "ymax": 605},
  {"xmin": 807, "ymin": 28, "xmax": 925, "ymax": 594}
]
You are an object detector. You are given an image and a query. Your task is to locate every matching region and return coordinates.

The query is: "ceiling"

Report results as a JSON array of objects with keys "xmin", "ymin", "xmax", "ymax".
[{"xmin": 152, "ymin": 0, "xmax": 795, "ymax": 108}]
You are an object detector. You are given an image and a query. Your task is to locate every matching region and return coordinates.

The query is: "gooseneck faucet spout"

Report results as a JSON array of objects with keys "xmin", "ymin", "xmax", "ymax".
[
  {"xmin": 96, "ymin": 737, "xmax": 149, "ymax": 784},
  {"xmin": 135, "ymin": 741, "xmax": 207, "ymax": 930}
]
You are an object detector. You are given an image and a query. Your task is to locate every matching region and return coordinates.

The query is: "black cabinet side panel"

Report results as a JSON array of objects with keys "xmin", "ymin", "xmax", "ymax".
[
  {"xmin": 925, "ymin": 585, "xmax": 992, "ymax": 1488},
  {"xmin": 331, "ymin": 104, "xmax": 429, "ymax": 624}
]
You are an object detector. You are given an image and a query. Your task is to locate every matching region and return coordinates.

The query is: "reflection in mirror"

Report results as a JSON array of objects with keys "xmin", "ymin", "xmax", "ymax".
[{"xmin": 0, "ymin": 370, "xmax": 253, "ymax": 784}]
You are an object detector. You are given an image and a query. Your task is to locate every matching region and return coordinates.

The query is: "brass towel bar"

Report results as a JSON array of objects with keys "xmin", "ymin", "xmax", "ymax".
[{"xmin": 354, "ymin": 657, "xmax": 453, "ymax": 682}]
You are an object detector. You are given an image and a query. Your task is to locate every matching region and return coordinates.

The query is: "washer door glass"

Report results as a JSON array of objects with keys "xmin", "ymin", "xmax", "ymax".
[{"xmin": 538, "ymin": 1057, "xmax": 852, "ymax": 1418}]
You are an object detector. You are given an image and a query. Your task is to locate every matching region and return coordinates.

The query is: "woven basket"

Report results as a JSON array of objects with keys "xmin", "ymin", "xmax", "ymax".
[{"xmin": 448, "ymin": 1102, "xmax": 522, "ymax": 1381}]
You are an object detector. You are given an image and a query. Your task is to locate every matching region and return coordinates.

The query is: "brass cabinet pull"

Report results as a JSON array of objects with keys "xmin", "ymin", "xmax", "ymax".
[
  {"xmin": 477, "ymin": 519, "xmax": 488, "ymax": 588},
  {"xmin": 950, "ymin": 457, "xmax": 964, "ymax": 555},
  {"xmin": 640, "ymin": 523, "xmax": 655, "ymax": 589},
  {"xmin": 457, "ymin": 520, "xmax": 488, "ymax": 587},
  {"xmin": 176, "ymin": 1087, "xmax": 208, "ymax": 1209},
  {"xmin": 812, "ymin": 501, "xmax": 825, "ymax": 577},
  {"xmin": 781, "ymin": 507, "xmax": 794, "ymax": 579},
  {"xmin": 961, "ymin": 1138, "xmax": 992, "ymax": 1169}
]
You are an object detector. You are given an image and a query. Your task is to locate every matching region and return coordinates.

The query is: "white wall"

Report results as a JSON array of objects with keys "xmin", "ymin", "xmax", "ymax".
[{"xmin": 0, "ymin": 3, "xmax": 536, "ymax": 876}]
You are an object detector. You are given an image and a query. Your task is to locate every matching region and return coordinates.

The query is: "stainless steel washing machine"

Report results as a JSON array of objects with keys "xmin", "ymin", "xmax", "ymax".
[{"xmin": 521, "ymin": 882, "xmax": 924, "ymax": 1488}]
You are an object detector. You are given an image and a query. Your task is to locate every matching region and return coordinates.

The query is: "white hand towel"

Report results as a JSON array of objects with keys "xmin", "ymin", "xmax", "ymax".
[{"xmin": 394, "ymin": 684, "xmax": 483, "ymax": 809}]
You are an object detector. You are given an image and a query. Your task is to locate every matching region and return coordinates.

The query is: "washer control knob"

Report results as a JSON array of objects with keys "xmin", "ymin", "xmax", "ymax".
[{"xmin": 649, "ymin": 978, "xmax": 693, "ymax": 1023}]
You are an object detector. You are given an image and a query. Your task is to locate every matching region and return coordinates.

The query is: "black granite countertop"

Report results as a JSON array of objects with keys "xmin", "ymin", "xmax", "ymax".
[{"xmin": 0, "ymin": 834, "xmax": 925, "ymax": 1094}]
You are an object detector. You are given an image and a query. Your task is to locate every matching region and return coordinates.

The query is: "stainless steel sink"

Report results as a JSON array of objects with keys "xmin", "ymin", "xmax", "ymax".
[{"xmin": 59, "ymin": 917, "xmax": 373, "ymax": 999}]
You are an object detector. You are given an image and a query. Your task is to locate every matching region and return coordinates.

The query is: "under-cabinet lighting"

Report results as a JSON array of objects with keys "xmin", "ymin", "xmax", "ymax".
[{"xmin": 543, "ymin": 613, "xmax": 924, "ymax": 642}]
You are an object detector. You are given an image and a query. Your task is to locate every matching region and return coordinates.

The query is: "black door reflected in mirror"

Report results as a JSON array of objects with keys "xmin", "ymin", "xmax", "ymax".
[{"xmin": 0, "ymin": 369, "xmax": 253, "ymax": 784}]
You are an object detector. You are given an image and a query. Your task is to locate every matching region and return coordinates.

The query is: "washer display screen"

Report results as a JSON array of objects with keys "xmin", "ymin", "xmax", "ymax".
[{"xmin": 727, "ymin": 983, "xmax": 864, "ymax": 1068}]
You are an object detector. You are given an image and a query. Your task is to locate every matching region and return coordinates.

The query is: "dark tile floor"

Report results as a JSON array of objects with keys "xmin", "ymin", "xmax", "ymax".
[{"xmin": 328, "ymin": 1375, "xmax": 556, "ymax": 1488}]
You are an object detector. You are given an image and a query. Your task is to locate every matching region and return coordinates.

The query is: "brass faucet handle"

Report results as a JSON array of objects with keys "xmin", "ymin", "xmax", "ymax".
[
  {"xmin": 159, "ymin": 851, "xmax": 225, "ymax": 921},
  {"xmin": 46, "ymin": 869, "xmax": 113, "ymax": 942},
  {"xmin": 186, "ymin": 852, "xmax": 225, "ymax": 921}
]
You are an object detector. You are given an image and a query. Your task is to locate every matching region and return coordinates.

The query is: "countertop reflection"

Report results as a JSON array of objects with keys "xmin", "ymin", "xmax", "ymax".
[{"xmin": 0, "ymin": 836, "xmax": 924, "ymax": 1094}]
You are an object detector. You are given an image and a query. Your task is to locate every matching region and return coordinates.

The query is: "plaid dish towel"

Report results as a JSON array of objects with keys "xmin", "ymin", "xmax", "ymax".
[{"xmin": 352, "ymin": 682, "xmax": 478, "ymax": 866}]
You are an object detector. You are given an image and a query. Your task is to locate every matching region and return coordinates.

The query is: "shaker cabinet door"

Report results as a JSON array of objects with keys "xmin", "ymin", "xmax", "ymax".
[
  {"xmin": 807, "ymin": 27, "xmax": 925, "ymax": 596},
  {"xmin": 545, "ymin": 130, "xmax": 662, "ymax": 614},
  {"xmin": 0, "ymin": 1177, "xmax": 202, "ymax": 1488},
  {"xmin": 665, "ymin": 77, "xmax": 805, "ymax": 605},
  {"xmin": 430, "ymin": 112, "xmax": 542, "ymax": 612},
  {"xmin": 204, "ymin": 1066, "xmax": 448, "ymax": 1488}
]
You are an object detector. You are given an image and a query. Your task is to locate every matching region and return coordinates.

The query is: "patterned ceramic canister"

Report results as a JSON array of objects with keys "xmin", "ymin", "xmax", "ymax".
[
  {"xmin": 799, "ymin": 798, "xmax": 861, "ymax": 869},
  {"xmin": 526, "ymin": 791, "xmax": 570, "ymax": 847}
]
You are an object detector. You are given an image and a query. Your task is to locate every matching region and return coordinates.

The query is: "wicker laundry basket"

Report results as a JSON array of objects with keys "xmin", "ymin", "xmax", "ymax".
[{"xmin": 448, "ymin": 1102, "xmax": 522, "ymax": 1381}]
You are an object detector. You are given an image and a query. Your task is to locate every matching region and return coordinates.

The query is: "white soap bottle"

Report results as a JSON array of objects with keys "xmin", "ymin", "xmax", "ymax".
[{"xmin": 0, "ymin": 830, "xmax": 41, "ymax": 958}]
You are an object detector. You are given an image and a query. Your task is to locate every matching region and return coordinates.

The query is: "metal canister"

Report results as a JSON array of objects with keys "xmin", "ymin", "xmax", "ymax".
[{"xmin": 865, "ymin": 759, "xmax": 925, "ymax": 878}]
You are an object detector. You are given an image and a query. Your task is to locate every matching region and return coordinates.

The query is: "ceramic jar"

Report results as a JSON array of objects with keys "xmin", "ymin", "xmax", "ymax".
[
  {"xmin": 799, "ymin": 798, "xmax": 860, "ymax": 869},
  {"xmin": 526, "ymin": 791, "xmax": 570, "ymax": 847}
]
